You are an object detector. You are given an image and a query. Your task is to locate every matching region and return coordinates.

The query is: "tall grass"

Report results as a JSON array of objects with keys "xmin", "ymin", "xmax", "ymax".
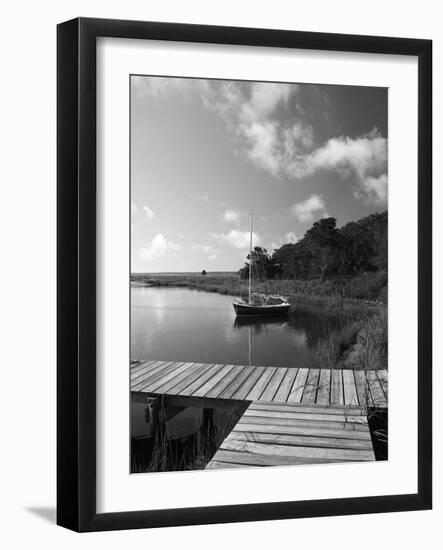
[
  {"xmin": 131, "ymin": 400, "xmax": 247, "ymax": 473},
  {"xmin": 309, "ymin": 309, "xmax": 387, "ymax": 371}
]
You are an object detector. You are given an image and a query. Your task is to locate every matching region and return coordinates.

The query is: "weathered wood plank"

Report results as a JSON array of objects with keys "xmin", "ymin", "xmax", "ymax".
[
  {"xmin": 130, "ymin": 360, "xmax": 168, "ymax": 383},
  {"xmin": 228, "ymin": 431, "xmax": 374, "ymax": 450},
  {"xmin": 205, "ymin": 461, "xmax": 258, "ymax": 469},
  {"xmin": 231, "ymin": 366, "xmax": 266, "ymax": 400},
  {"xmin": 273, "ymin": 368, "xmax": 298, "ymax": 403},
  {"xmin": 354, "ymin": 369, "xmax": 372, "ymax": 408},
  {"xmin": 260, "ymin": 368, "xmax": 287, "ymax": 402},
  {"xmin": 218, "ymin": 366, "xmax": 256, "ymax": 400},
  {"xmin": 233, "ymin": 422, "xmax": 372, "ymax": 441},
  {"xmin": 210, "ymin": 450, "xmax": 346, "ymax": 467},
  {"xmin": 192, "ymin": 364, "xmax": 235, "ymax": 397},
  {"xmin": 154, "ymin": 362, "xmax": 203, "ymax": 394},
  {"xmin": 376, "ymin": 369, "xmax": 388, "ymax": 400},
  {"xmin": 245, "ymin": 367, "xmax": 277, "ymax": 401},
  {"xmin": 331, "ymin": 369, "xmax": 344, "ymax": 405},
  {"xmin": 237, "ymin": 415, "xmax": 368, "ymax": 432},
  {"xmin": 204, "ymin": 365, "xmax": 243, "ymax": 398},
  {"xmin": 132, "ymin": 361, "xmax": 180, "ymax": 391},
  {"xmin": 366, "ymin": 370, "xmax": 386, "ymax": 407},
  {"xmin": 248, "ymin": 402, "xmax": 364, "ymax": 416},
  {"xmin": 301, "ymin": 369, "xmax": 320, "ymax": 404},
  {"xmin": 178, "ymin": 364, "xmax": 221, "ymax": 396},
  {"xmin": 343, "ymin": 370, "xmax": 359, "ymax": 406},
  {"xmin": 137, "ymin": 362, "xmax": 189, "ymax": 392},
  {"xmin": 287, "ymin": 368, "xmax": 309, "ymax": 403},
  {"xmin": 221, "ymin": 439, "xmax": 374, "ymax": 461},
  {"xmin": 316, "ymin": 369, "xmax": 331, "ymax": 405},
  {"xmin": 168, "ymin": 363, "xmax": 209, "ymax": 394},
  {"xmin": 130, "ymin": 359, "xmax": 159, "ymax": 375},
  {"xmin": 242, "ymin": 408, "xmax": 367, "ymax": 424}
]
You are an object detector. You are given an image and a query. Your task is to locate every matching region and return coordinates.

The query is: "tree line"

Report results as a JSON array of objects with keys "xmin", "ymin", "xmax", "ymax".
[{"xmin": 240, "ymin": 211, "xmax": 387, "ymax": 281}]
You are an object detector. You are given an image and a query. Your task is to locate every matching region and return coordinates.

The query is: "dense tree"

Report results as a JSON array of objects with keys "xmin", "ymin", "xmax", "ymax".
[{"xmin": 269, "ymin": 211, "xmax": 387, "ymax": 281}]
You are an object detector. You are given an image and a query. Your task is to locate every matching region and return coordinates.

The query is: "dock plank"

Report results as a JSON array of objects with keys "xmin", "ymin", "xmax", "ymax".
[
  {"xmin": 204, "ymin": 365, "xmax": 243, "ymax": 398},
  {"xmin": 233, "ymin": 422, "xmax": 372, "ymax": 441},
  {"xmin": 248, "ymin": 402, "xmax": 364, "ymax": 416},
  {"xmin": 260, "ymin": 368, "xmax": 288, "ymax": 402},
  {"xmin": 192, "ymin": 364, "xmax": 235, "ymax": 397},
  {"xmin": 302, "ymin": 369, "xmax": 320, "ymax": 404},
  {"xmin": 273, "ymin": 368, "xmax": 298, "ymax": 402},
  {"xmin": 287, "ymin": 368, "xmax": 309, "ymax": 403},
  {"xmin": 354, "ymin": 369, "xmax": 372, "ymax": 408},
  {"xmin": 366, "ymin": 370, "xmax": 386, "ymax": 407},
  {"xmin": 245, "ymin": 367, "xmax": 277, "ymax": 401},
  {"xmin": 238, "ymin": 415, "xmax": 366, "ymax": 431},
  {"xmin": 231, "ymin": 366, "xmax": 266, "ymax": 400},
  {"xmin": 132, "ymin": 361, "xmax": 180, "ymax": 391},
  {"xmin": 138, "ymin": 362, "xmax": 188, "ymax": 393},
  {"xmin": 154, "ymin": 362, "xmax": 203, "ymax": 394},
  {"xmin": 168, "ymin": 363, "xmax": 208, "ymax": 394},
  {"xmin": 343, "ymin": 370, "xmax": 359, "ymax": 406},
  {"xmin": 331, "ymin": 369, "xmax": 344, "ymax": 405},
  {"xmin": 377, "ymin": 370, "xmax": 388, "ymax": 401},
  {"xmin": 179, "ymin": 364, "xmax": 221, "ymax": 396},
  {"xmin": 230, "ymin": 431, "xmax": 373, "ymax": 450},
  {"xmin": 316, "ymin": 369, "xmax": 331, "ymax": 405},
  {"xmin": 220, "ymin": 439, "xmax": 375, "ymax": 461},
  {"xmin": 218, "ymin": 366, "xmax": 256, "ymax": 400},
  {"xmin": 210, "ymin": 449, "xmax": 346, "ymax": 467},
  {"xmin": 131, "ymin": 360, "xmax": 168, "ymax": 383}
]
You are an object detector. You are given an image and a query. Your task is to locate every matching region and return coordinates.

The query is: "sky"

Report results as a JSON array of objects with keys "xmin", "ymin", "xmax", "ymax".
[{"xmin": 131, "ymin": 75, "xmax": 387, "ymax": 273}]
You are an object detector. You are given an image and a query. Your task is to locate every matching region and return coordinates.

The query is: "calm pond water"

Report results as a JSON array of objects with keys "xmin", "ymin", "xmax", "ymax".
[{"xmin": 131, "ymin": 286, "xmax": 347, "ymax": 369}]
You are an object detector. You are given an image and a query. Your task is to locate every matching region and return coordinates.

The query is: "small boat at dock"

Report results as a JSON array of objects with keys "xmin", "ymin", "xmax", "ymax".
[{"xmin": 233, "ymin": 211, "xmax": 290, "ymax": 317}]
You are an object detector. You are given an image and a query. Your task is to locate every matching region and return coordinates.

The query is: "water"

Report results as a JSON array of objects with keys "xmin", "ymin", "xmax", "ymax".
[{"xmin": 131, "ymin": 286, "xmax": 347, "ymax": 369}]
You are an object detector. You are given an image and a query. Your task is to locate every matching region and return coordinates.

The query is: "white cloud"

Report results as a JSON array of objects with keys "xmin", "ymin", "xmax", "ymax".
[
  {"xmin": 356, "ymin": 173, "xmax": 388, "ymax": 204},
  {"xmin": 288, "ymin": 130, "xmax": 387, "ymax": 204},
  {"xmin": 133, "ymin": 76, "xmax": 387, "ymax": 205},
  {"xmin": 191, "ymin": 244, "xmax": 218, "ymax": 260},
  {"xmin": 222, "ymin": 209, "xmax": 246, "ymax": 224},
  {"xmin": 142, "ymin": 205, "xmax": 155, "ymax": 220},
  {"xmin": 285, "ymin": 232, "xmax": 298, "ymax": 243},
  {"xmin": 211, "ymin": 229, "xmax": 261, "ymax": 249},
  {"xmin": 139, "ymin": 234, "xmax": 182, "ymax": 261},
  {"xmin": 291, "ymin": 194, "xmax": 329, "ymax": 223}
]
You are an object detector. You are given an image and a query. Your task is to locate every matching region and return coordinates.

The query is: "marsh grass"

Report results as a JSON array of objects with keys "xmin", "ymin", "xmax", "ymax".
[{"xmin": 131, "ymin": 400, "xmax": 247, "ymax": 473}]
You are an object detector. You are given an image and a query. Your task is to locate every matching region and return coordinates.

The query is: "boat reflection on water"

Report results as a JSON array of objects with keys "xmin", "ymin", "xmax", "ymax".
[
  {"xmin": 234, "ymin": 314, "xmax": 290, "ymax": 330},
  {"xmin": 233, "ymin": 314, "xmax": 295, "ymax": 367}
]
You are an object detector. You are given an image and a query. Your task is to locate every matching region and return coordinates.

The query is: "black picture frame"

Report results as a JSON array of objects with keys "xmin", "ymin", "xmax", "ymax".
[{"xmin": 57, "ymin": 17, "xmax": 432, "ymax": 532}]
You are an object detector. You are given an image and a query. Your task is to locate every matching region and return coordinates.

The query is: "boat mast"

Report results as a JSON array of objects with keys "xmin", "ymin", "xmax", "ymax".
[{"xmin": 249, "ymin": 210, "xmax": 253, "ymax": 304}]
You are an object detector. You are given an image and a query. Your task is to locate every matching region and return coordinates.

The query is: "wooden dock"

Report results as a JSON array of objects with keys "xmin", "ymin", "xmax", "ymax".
[
  {"xmin": 131, "ymin": 360, "xmax": 387, "ymax": 408},
  {"xmin": 131, "ymin": 360, "xmax": 387, "ymax": 469},
  {"xmin": 206, "ymin": 401, "xmax": 375, "ymax": 468}
]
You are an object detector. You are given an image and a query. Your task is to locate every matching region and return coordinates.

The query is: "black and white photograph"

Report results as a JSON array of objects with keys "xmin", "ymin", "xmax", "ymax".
[{"xmin": 130, "ymin": 75, "xmax": 388, "ymax": 472}]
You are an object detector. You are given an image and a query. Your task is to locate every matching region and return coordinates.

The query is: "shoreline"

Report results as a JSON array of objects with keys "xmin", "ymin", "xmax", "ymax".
[{"xmin": 130, "ymin": 274, "xmax": 386, "ymax": 315}]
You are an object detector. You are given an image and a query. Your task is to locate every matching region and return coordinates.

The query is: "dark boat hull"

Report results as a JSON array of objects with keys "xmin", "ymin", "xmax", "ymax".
[{"xmin": 233, "ymin": 302, "xmax": 290, "ymax": 316}]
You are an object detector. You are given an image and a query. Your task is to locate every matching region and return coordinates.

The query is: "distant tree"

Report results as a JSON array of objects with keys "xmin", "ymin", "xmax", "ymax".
[
  {"xmin": 240, "ymin": 246, "xmax": 278, "ymax": 280},
  {"xmin": 201, "ymin": 270, "xmax": 207, "ymax": 276},
  {"xmin": 303, "ymin": 217, "xmax": 342, "ymax": 279},
  {"xmin": 243, "ymin": 211, "xmax": 387, "ymax": 282},
  {"xmin": 340, "ymin": 221, "xmax": 374, "ymax": 275}
]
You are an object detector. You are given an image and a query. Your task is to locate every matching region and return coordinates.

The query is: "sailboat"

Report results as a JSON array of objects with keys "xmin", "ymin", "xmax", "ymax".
[{"xmin": 233, "ymin": 211, "xmax": 291, "ymax": 316}]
